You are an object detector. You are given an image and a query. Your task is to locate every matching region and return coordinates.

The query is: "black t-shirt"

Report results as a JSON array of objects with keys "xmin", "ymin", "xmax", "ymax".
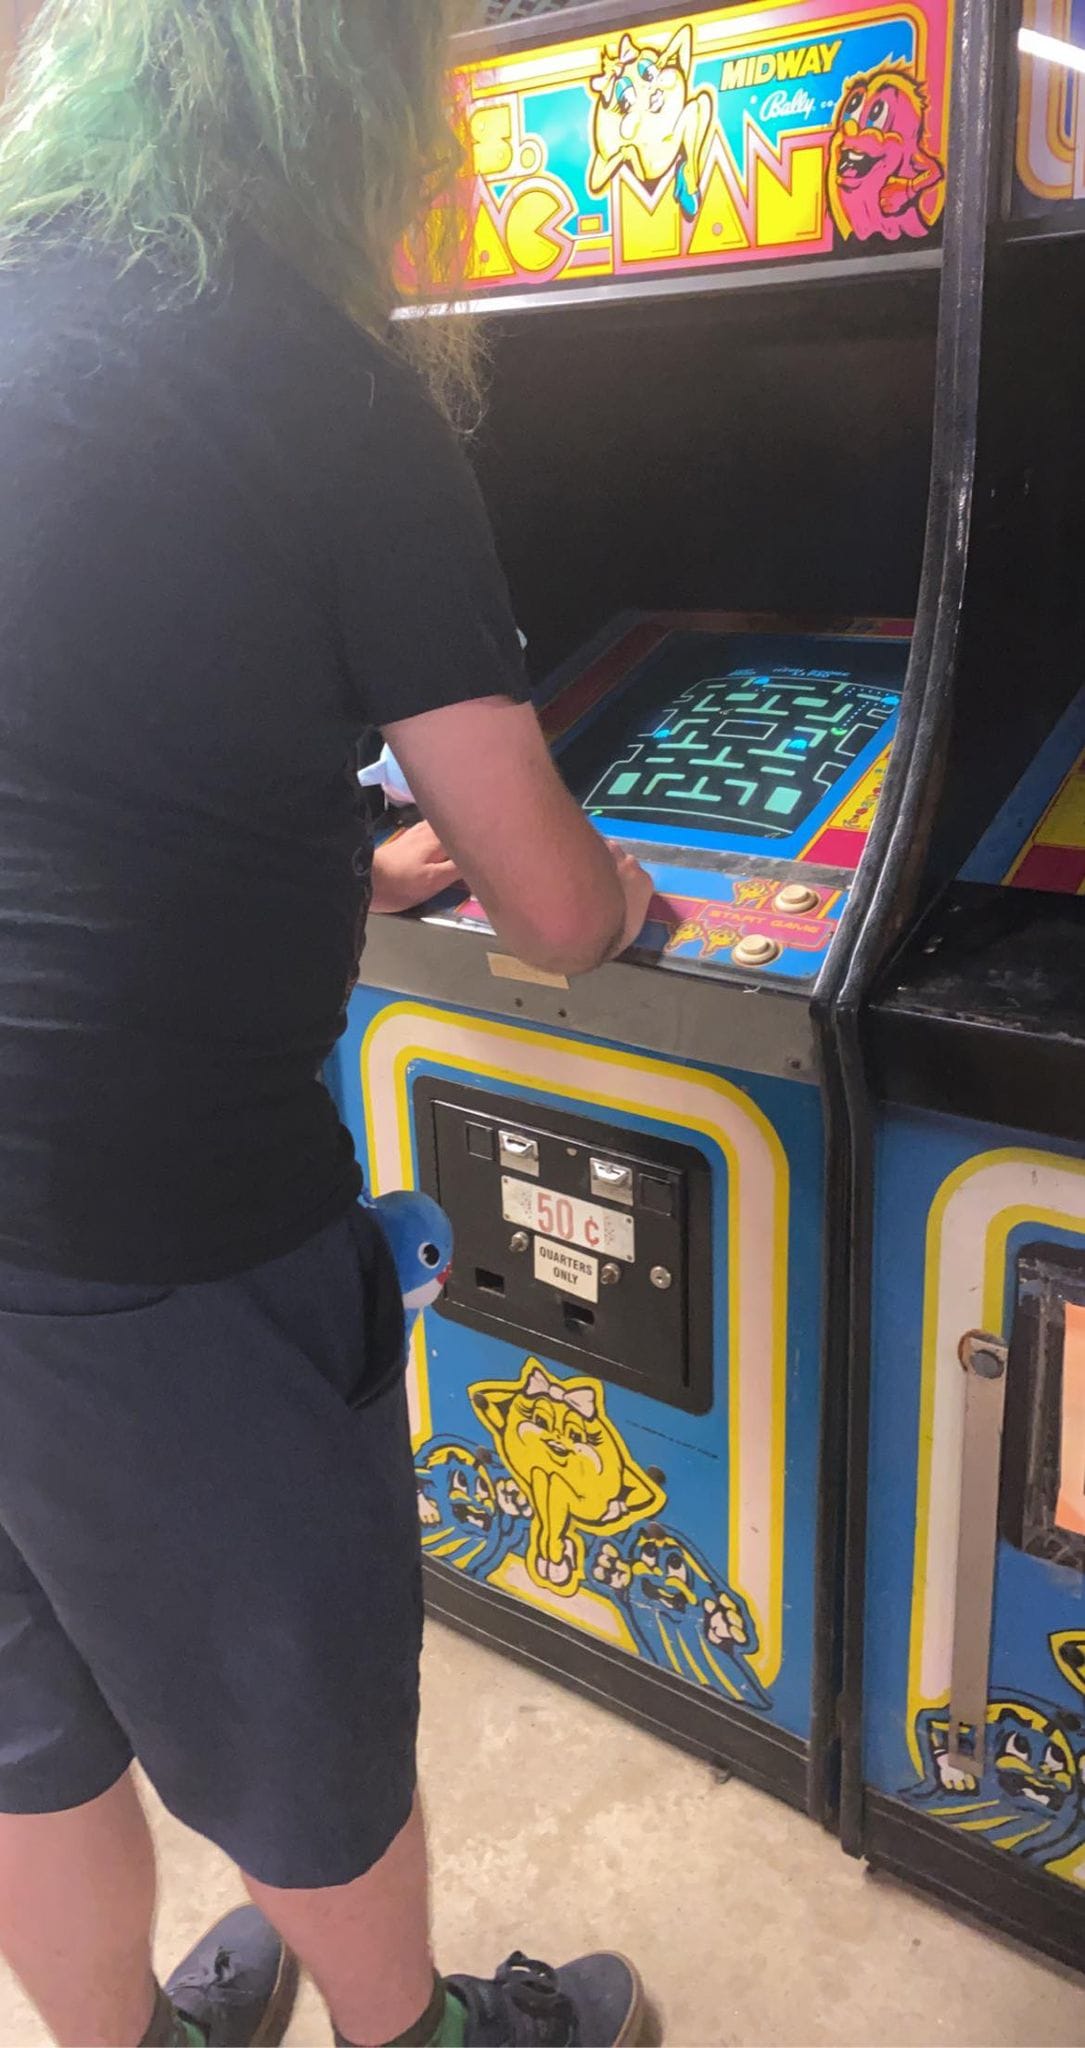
[{"xmin": 0, "ymin": 236, "xmax": 526, "ymax": 1282}]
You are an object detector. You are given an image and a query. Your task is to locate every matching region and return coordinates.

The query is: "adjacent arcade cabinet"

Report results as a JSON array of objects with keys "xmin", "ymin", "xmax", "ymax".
[
  {"xmin": 330, "ymin": 0, "xmax": 959, "ymax": 1818},
  {"xmin": 842, "ymin": 4, "xmax": 1085, "ymax": 1971}
]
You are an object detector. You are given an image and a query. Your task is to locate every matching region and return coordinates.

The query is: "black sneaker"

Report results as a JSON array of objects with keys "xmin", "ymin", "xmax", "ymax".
[
  {"xmin": 163, "ymin": 1906, "xmax": 299, "ymax": 2046},
  {"xmin": 447, "ymin": 1951, "xmax": 644, "ymax": 2047}
]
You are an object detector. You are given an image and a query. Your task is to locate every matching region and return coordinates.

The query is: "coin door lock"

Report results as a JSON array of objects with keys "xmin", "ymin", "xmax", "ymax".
[{"xmin": 958, "ymin": 1330, "xmax": 1008, "ymax": 1380}]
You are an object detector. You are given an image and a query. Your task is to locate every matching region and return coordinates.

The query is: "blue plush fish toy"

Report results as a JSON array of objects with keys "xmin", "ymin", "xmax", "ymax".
[{"xmin": 363, "ymin": 1190, "xmax": 453, "ymax": 1340}]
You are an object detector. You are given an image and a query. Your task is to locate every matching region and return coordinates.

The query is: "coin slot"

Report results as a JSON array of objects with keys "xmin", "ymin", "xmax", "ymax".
[
  {"xmin": 499, "ymin": 1130, "xmax": 540, "ymax": 1177},
  {"xmin": 590, "ymin": 1158, "xmax": 635, "ymax": 1206}
]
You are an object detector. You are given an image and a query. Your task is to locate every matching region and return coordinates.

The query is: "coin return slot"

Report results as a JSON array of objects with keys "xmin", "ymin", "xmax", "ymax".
[
  {"xmin": 475, "ymin": 1267, "xmax": 506, "ymax": 1297},
  {"xmin": 563, "ymin": 1302, "xmax": 596, "ymax": 1334}
]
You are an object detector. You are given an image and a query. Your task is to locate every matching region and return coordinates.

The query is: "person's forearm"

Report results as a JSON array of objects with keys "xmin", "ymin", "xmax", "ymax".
[
  {"xmin": 369, "ymin": 854, "xmax": 392, "ymax": 916},
  {"xmin": 383, "ymin": 699, "xmax": 651, "ymax": 974},
  {"xmin": 462, "ymin": 812, "xmax": 629, "ymax": 976},
  {"xmin": 478, "ymin": 888, "xmax": 626, "ymax": 978},
  {"xmin": 368, "ymin": 822, "xmax": 461, "ymax": 916},
  {"xmin": 369, "ymin": 845, "xmax": 403, "ymax": 916}
]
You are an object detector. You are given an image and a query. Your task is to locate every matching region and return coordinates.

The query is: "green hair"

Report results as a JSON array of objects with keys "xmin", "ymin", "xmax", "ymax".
[{"xmin": 0, "ymin": 1, "xmax": 481, "ymax": 418}]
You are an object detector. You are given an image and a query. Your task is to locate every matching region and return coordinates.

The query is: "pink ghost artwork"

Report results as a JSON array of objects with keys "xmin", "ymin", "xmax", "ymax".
[{"xmin": 828, "ymin": 66, "xmax": 945, "ymax": 244}]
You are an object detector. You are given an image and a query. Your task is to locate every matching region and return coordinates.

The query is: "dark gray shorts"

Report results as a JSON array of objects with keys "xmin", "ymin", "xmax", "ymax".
[{"xmin": 0, "ymin": 1210, "xmax": 418, "ymax": 1888}]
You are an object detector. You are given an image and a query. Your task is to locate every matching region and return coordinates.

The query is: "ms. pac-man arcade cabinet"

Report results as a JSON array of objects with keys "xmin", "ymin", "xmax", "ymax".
[
  {"xmin": 330, "ymin": 0, "xmax": 965, "ymax": 1821},
  {"xmin": 840, "ymin": 6, "xmax": 1085, "ymax": 1971}
]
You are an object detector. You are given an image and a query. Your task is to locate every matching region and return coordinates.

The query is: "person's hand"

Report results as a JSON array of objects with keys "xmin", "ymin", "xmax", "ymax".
[
  {"xmin": 608, "ymin": 846, "xmax": 655, "ymax": 958},
  {"xmin": 370, "ymin": 822, "xmax": 461, "ymax": 915}
]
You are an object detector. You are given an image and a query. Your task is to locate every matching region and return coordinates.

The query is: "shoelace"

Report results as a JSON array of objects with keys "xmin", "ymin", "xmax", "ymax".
[
  {"xmin": 171, "ymin": 1944, "xmax": 247, "ymax": 2031},
  {"xmin": 455, "ymin": 1953, "xmax": 576, "ymax": 2046}
]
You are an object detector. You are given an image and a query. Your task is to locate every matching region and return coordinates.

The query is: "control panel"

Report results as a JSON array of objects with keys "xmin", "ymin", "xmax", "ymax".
[
  {"xmin": 443, "ymin": 857, "xmax": 848, "ymax": 986},
  {"xmin": 413, "ymin": 617, "xmax": 910, "ymax": 991}
]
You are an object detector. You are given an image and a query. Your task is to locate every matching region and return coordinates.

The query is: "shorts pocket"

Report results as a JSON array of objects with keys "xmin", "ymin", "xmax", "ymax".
[
  {"xmin": 0, "ymin": 1273, "xmax": 175, "ymax": 1321},
  {"xmin": 343, "ymin": 1204, "xmax": 407, "ymax": 1412}
]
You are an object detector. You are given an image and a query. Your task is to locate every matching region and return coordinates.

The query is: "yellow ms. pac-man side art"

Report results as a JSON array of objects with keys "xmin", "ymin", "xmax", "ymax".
[
  {"xmin": 410, "ymin": 1356, "xmax": 775, "ymax": 1711},
  {"xmin": 904, "ymin": 1633, "xmax": 1085, "ymax": 1882},
  {"xmin": 470, "ymin": 1358, "xmax": 663, "ymax": 1596}
]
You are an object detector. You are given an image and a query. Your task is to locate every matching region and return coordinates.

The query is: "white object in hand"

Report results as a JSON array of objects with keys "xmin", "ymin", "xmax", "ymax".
[{"xmin": 357, "ymin": 745, "xmax": 414, "ymax": 807}]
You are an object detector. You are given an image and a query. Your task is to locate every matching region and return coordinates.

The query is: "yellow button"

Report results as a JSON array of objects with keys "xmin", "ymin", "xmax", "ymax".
[
  {"xmin": 774, "ymin": 884, "xmax": 820, "ymax": 916},
  {"xmin": 732, "ymin": 934, "xmax": 781, "ymax": 968}
]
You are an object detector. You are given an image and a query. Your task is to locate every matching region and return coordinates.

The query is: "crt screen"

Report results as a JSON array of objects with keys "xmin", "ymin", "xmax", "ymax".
[{"xmin": 563, "ymin": 632, "xmax": 904, "ymax": 839}]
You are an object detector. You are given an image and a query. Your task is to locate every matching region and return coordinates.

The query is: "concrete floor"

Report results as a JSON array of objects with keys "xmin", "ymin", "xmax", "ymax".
[{"xmin": 1, "ymin": 1624, "xmax": 1084, "ymax": 2047}]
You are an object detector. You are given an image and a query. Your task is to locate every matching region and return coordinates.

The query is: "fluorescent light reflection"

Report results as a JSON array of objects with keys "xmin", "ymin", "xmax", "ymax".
[{"xmin": 1019, "ymin": 25, "xmax": 1085, "ymax": 77}]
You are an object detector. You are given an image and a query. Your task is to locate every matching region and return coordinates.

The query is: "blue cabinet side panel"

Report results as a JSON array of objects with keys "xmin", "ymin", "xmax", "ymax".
[
  {"xmin": 329, "ymin": 984, "xmax": 827, "ymax": 1746},
  {"xmin": 863, "ymin": 1107, "xmax": 1085, "ymax": 1891}
]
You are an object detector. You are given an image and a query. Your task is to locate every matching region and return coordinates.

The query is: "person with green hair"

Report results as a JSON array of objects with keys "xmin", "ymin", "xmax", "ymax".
[{"xmin": 0, "ymin": 5, "xmax": 652, "ymax": 2046}]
